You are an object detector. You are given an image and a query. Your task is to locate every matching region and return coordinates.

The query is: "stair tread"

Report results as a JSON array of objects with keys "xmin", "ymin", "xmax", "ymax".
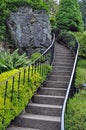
[
  {"xmin": 28, "ymin": 103, "xmax": 62, "ymax": 108},
  {"xmin": 48, "ymin": 74, "xmax": 70, "ymax": 77},
  {"xmin": 19, "ymin": 114, "xmax": 61, "ymax": 122},
  {"xmin": 53, "ymin": 66, "xmax": 73, "ymax": 68},
  {"xmin": 45, "ymin": 80, "xmax": 68, "ymax": 83},
  {"xmin": 40, "ymin": 87, "xmax": 67, "ymax": 91},
  {"xmin": 34, "ymin": 94, "xmax": 65, "ymax": 98},
  {"xmin": 7, "ymin": 126, "xmax": 40, "ymax": 130}
]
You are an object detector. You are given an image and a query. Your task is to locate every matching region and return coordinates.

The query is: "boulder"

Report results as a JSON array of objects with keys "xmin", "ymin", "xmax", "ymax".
[{"xmin": 6, "ymin": 7, "xmax": 51, "ymax": 57}]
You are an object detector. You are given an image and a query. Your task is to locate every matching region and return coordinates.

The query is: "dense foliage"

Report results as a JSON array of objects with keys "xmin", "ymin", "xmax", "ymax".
[
  {"xmin": 0, "ymin": 49, "xmax": 30, "ymax": 73},
  {"xmin": 0, "ymin": 64, "xmax": 52, "ymax": 129},
  {"xmin": 44, "ymin": 0, "xmax": 58, "ymax": 30},
  {"xmin": 75, "ymin": 58, "xmax": 86, "ymax": 89},
  {"xmin": 56, "ymin": 31, "xmax": 76, "ymax": 48},
  {"xmin": 65, "ymin": 90, "xmax": 86, "ymax": 130},
  {"xmin": 56, "ymin": 0, "xmax": 84, "ymax": 32},
  {"xmin": 79, "ymin": 0, "xmax": 86, "ymax": 30},
  {"xmin": 74, "ymin": 32, "xmax": 86, "ymax": 58}
]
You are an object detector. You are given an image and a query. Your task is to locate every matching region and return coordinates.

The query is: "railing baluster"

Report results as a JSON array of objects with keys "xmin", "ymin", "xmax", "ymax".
[
  {"xmin": 23, "ymin": 69, "xmax": 26, "ymax": 85},
  {"xmin": 11, "ymin": 76, "xmax": 15, "ymax": 102},
  {"xmin": 38, "ymin": 59, "xmax": 40, "ymax": 73},
  {"xmin": 35, "ymin": 62, "xmax": 36, "ymax": 74},
  {"xmin": 40, "ymin": 60, "xmax": 41, "ymax": 75},
  {"xmin": 18, "ymin": 72, "xmax": 21, "ymax": 99},
  {"xmin": 28, "ymin": 66, "xmax": 30, "ymax": 82},
  {"xmin": 4, "ymin": 81, "xmax": 8, "ymax": 105},
  {"xmin": 41, "ymin": 56, "xmax": 44, "ymax": 76},
  {"xmin": 31, "ymin": 64, "xmax": 33, "ymax": 76}
]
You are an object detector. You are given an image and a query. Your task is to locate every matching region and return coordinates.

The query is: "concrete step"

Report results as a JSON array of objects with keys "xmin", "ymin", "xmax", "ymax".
[
  {"xmin": 52, "ymin": 62, "xmax": 73, "ymax": 66},
  {"xmin": 26, "ymin": 103, "xmax": 62, "ymax": 116},
  {"xmin": 13, "ymin": 114, "xmax": 61, "ymax": 130},
  {"xmin": 53, "ymin": 58, "xmax": 74, "ymax": 62},
  {"xmin": 54, "ymin": 55, "xmax": 74, "ymax": 59},
  {"xmin": 55, "ymin": 47, "xmax": 70, "ymax": 50},
  {"xmin": 7, "ymin": 126, "xmax": 40, "ymax": 130},
  {"xmin": 32, "ymin": 95, "xmax": 64, "ymax": 105},
  {"xmin": 54, "ymin": 51, "xmax": 72, "ymax": 55},
  {"xmin": 52, "ymin": 66, "xmax": 72, "ymax": 72},
  {"xmin": 53, "ymin": 61, "xmax": 73, "ymax": 65},
  {"xmin": 37, "ymin": 87, "xmax": 67, "ymax": 96},
  {"xmin": 50, "ymin": 71, "xmax": 71, "ymax": 76},
  {"xmin": 44, "ymin": 80, "xmax": 68, "ymax": 88},
  {"xmin": 48, "ymin": 75, "xmax": 70, "ymax": 82},
  {"xmin": 54, "ymin": 53, "xmax": 73, "ymax": 57},
  {"xmin": 54, "ymin": 49, "xmax": 71, "ymax": 53}
]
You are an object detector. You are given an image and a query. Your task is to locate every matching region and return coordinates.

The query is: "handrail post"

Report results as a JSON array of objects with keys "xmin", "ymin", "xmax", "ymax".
[
  {"xmin": 18, "ymin": 72, "xmax": 21, "ymax": 99},
  {"xmin": 11, "ymin": 76, "xmax": 15, "ymax": 102},
  {"xmin": 4, "ymin": 81, "xmax": 8, "ymax": 105}
]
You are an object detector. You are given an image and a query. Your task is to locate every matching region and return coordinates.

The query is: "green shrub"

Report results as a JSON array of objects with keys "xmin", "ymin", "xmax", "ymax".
[
  {"xmin": 0, "ymin": 49, "xmax": 30, "ymax": 73},
  {"xmin": 77, "ymin": 58, "xmax": 86, "ymax": 69},
  {"xmin": 0, "ymin": 64, "xmax": 52, "ymax": 129},
  {"xmin": 56, "ymin": 31, "xmax": 76, "ymax": 49},
  {"xmin": 75, "ymin": 58, "xmax": 86, "ymax": 89},
  {"xmin": 0, "ymin": 69, "xmax": 19, "ymax": 82},
  {"xmin": 74, "ymin": 32, "xmax": 86, "ymax": 58},
  {"xmin": 75, "ymin": 67, "xmax": 86, "ymax": 89},
  {"xmin": 30, "ymin": 52, "xmax": 41, "ymax": 62},
  {"xmin": 65, "ymin": 90, "xmax": 86, "ymax": 130}
]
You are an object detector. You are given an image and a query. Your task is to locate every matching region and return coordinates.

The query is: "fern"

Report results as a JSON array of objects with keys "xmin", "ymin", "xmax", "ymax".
[{"xmin": 0, "ymin": 49, "xmax": 30, "ymax": 73}]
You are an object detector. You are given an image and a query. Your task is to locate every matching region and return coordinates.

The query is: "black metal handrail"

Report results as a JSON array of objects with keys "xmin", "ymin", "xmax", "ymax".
[
  {"xmin": 0, "ymin": 34, "xmax": 55, "ymax": 128},
  {"xmin": 61, "ymin": 39, "xmax": 79, "ymax": 130}
]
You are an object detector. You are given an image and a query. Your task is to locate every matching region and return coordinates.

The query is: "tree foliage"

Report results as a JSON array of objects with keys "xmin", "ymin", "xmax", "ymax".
[
  {"xmin": 79, "ymin": 0, "xmax": 86, "ymax": 30},
  {"xmin": 56, "ymin": 0, "xmax": 84, "ymax": 32},
  {"xmin": 44, "ymin": 0, "xmax": 58, "ymax": 30}
]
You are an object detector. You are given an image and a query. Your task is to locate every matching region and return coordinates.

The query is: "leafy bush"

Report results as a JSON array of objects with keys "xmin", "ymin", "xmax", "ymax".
[
  {"xmin": 30, "ymin": 52, "xmax": 41, "ymax": 62},
  {"xmin": 74, "ymin": 32, "xmax": 86, "ymax": 58},
  {"xmin": 0, "ymin": 64, "xmax": 52, "ymax": 129},
  {"xmin": 65, "ymin": 90, "xmax": 86, "ymax": 130},
  {"xmin": 0, "ymin": 69, "xmax": 19, "ymax": 82},
  {"xmin": 75, "ymin": 58, "xmax": 86, "ymax": 89},
  {"xmin": 0, "ymin": 49, "xmax": 30, "ymax": 73},
  {"xmin": 75, "ymin": 67, "xmax": 86, "ymax": 89},
  {"xmin": 56, "ymin": 31, "xmax": 77, "ymax": 53},
  {"xmin": 77, "ymin": 58, "xmax": 86, "ymax": 69}
]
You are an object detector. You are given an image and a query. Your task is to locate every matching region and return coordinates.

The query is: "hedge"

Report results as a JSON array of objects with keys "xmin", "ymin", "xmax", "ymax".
[
  {"xmin": 65, "ymin": 90, "xmax": 86, "ymax": 130},
  {"xmin": 0, "ymin": 64, "xmax": 52, "ymax": 129}
]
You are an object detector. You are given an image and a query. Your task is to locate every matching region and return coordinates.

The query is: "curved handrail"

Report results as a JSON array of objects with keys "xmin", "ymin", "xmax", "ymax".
[
  {"xmin": 61, "ymin": 40, "xmax": 79, "ymax": 130},
  {"xmin": 0, "ymin": 34, "xmax": 55, "ymax": 86},
  {"xmin": 0, "ymin": 33, "xmax": 55, "ymax": 127}
]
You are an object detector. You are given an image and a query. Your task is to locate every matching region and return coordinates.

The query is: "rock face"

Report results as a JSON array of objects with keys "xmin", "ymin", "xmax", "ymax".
[{"xmin": 7, "ymin": 7, "xmax": 51, "ymax": 57}]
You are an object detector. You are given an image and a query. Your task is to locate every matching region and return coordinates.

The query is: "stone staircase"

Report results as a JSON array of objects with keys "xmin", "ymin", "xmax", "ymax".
[{"xmin": 7, "ymin": 42, "xmax": 74, "ymax": 130}]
